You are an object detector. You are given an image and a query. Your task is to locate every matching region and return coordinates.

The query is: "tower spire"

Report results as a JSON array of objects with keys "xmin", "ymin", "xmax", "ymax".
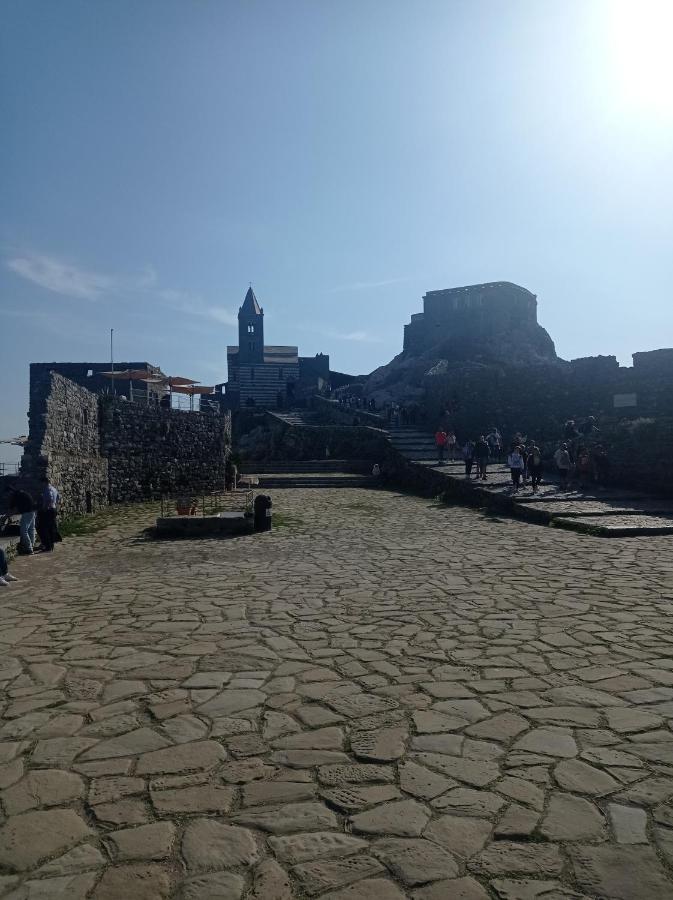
[{"xmin": 240, "ymin": 285, "xmax": 262, "ymax": 316}]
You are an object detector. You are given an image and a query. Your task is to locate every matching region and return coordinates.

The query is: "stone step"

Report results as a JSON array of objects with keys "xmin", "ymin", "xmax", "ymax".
[
  {"xmin": 255, "ymin": 475, "xmax": 372, "ymax": 489},
  {"xmin": 240, "ymin": 460, "xmax": 367, "ymax": 474}
]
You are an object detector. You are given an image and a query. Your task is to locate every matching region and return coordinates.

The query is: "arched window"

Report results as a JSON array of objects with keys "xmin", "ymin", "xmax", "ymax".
[{"xmin": 247, "ymin": 323, "xmax": 255, "ymax": 333}]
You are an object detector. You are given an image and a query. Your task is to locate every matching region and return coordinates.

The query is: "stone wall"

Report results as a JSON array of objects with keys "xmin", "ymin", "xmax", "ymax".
[
  {"xmin": 18, "ymin": 370, "xmax": 232, "ymax": 516},
  {"xmin": 21, "ymin": 370, "xmax": 108, "ymax": 518},
  {"xmin": 310, "ymin": 396, "xmax": 385, "ymax": 429},
  {"xmin": 598, "ymin": 416, "xmax": 673, "ymax": 496},
  {"xmin": 237, "ymin": 412, "xmax": 391, "ymax": 464},
  {"xmin": 100, "ymin": 399, "xmax": 231, "ymax": 503}
]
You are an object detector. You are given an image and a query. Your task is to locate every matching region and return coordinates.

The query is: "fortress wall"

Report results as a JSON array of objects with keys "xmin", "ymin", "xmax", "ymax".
[
  {"xmin": 18, "ymin": 371, "xmax": 232, "ymax": 516},
  {"xmin": 100, "ymin": 399, "xmax": 231, "ymax": 503},
  {"xmin": 22, "ymin": 370, "xmax": 108, "ymax": 518}
]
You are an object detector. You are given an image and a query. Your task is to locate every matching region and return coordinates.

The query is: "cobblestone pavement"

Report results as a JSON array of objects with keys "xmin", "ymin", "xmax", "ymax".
[{"xmin": 2, "ymin": 488, "xmax": 673, "ymax": 899}]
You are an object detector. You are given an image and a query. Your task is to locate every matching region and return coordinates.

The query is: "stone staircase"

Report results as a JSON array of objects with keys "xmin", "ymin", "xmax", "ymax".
[
  {"xmin": 238, "ymin": 459, "xmax": 371, "ymax": 489},
  {"xmin": 386, "ymin": 426, "xmax": 441, "ymax": 463},
  {"xmin": 268, "ymin": 410, "xmax": 322, "ymax": 427}
]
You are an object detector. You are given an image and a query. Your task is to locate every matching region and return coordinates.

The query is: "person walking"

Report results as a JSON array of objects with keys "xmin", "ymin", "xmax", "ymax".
[
  {"xmin": 576, "ymin": 446, "xmax": 592, "ymax": 490},
  {"xmin": 528, "ymin": 442, "xmax": 543, "ymax": 492},
  {"xmin": 435, "ymin": 429, "xmax": 448, "ymax": 465},
  {"xmin": 474, "ymin": 435, "xmax": 490, "ymax": 480},
  {"xmin": 8, "ymin": 488, "xmax": 36, "ymax": 554},
  {"xmin": 446, "ymin": 429, "xmax": 457, "ymax": 461},
  {"xmin": 462, "ymin": 440, "xmax": 475, "ymax": 479},
  {"xmin": 521, "ymin": 442, "xmax": 533, "ymax": 485},
  {"xmin": 554, "ymin": 443, "xmax": 572, "ymax": 491},
  {"xmin": 36, "ymin": 476, "xmax": 60, "ymax": 552},
  {"xmin": 592, "ymin": 444, "xmax": 610, "ymax": 486},
  {"xmin": 486, "ymin": 428, "xmax": 502, "ymax": 463},
  {"xmin": 0, "ymin": 547, "xmax": 18, "ymax": 587},
  {"xmin": 508, "ymin": 445, "xmax": 525, "ymax": 492}
]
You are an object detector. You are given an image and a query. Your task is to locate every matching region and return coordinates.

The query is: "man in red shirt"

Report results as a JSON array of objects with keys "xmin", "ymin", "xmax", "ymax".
[{"xmin": 435, "ymin": 429, "xmax": 448, "ymax": 465}]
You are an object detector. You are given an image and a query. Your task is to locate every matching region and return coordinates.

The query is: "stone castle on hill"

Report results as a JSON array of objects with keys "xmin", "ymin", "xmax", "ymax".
[
  {"xmin": 222, "ymin": 287, "xmax": 333, "ymax": 409},
  {"xmin": 363, "ymin": 279, "xmax": 673, "ymax": 445},
  {"xmin": 402, "ymin": 281, "xmax": 556, "ymax": 363}
]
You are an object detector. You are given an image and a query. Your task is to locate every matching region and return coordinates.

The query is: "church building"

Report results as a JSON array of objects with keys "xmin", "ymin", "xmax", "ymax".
[{"xmin": 223, "ymin": 287, "xmax": 330, "ymax": 408}]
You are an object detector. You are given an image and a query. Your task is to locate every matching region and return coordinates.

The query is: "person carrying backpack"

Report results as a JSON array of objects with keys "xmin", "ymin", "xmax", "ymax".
[
  {"xmin": 528, "ymin": 442, "xmax": 543, "ymax": 492},
  {"xmin": 474, "ymin": 435, "xmax": 490, "ymax": 481},
  {"xmin": 508, "ymin": 445, "xmax": 525, "ymax": 492}
]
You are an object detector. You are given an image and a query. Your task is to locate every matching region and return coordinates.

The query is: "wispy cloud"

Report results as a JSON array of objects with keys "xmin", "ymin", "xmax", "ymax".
[
  {"xmin": 155, "ymin": 288, "xmax": 237, "ymax": 326},
  {"xmin": 301, "ymin": 325, "xmax": 383, "ymax": 344},
  {"xmin": 326, "ymin": 277, "xmax": 408, "ymax": 294},
  {"xmin": 6, "ymin": 253, "xmax": 113, "ymax": 300},
  {"xmin": 4, "ymin": 250, "xmax": 238, "ymax": 327},
  {"xmin": 6, "ymin": 251, "xmax": 157, "ymax": 301}
]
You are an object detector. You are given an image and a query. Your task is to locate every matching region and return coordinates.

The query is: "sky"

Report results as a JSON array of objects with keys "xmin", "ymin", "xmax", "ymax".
[{"xmin": 2, "ymin": 0, "xmax": 672, "ymax": 462}]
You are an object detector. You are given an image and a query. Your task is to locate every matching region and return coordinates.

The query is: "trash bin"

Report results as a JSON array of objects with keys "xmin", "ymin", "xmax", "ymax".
[{"xmin": 253, "ymin": 494, "xmax": 272, "ymax": 532}]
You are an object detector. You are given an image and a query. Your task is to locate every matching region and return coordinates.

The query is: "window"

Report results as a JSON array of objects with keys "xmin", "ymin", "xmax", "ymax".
[
  {"xmin": 83, "ymin": 409, "xmax": 89, "ymax": 425},
  {"xmin": 249, "ymin": 342, "xmax": 255, "ymax": 352},
  {"xmin": 250, "ymin": 367, "xmax": 255, "ymax": 381},
  {"xmin": 87, "ymin": 369, "xmax": 93, "ymax": 377},
  {"xmin": 247, "ymin": 323, "xmax": 255, "ymax": 334}
]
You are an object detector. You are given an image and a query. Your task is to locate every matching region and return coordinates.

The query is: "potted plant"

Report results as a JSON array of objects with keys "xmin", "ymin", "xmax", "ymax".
[{"xmin": 176, "ymin": 496, "xmax": 197, "ymax": 516}]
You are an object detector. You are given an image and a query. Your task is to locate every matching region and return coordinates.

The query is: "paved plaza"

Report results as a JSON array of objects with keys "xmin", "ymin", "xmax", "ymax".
[{"xmin": 2, "ymin": 488, "xmax": 673, "ymax": 899}]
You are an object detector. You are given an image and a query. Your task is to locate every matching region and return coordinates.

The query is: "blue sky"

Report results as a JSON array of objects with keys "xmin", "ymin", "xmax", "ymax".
[{"xmin": 2, "ymin": 0, "xmax": 672, "ymax": 460}]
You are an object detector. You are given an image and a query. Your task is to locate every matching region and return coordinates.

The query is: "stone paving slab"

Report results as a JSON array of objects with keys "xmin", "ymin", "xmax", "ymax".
[
  {"xmin": 1, "ymin": 487, "xmax": 673, "ymax": 898},
  {"xmin": 553, "ymin": 514, "xmax": 673, "ymax": 536},
  {"xmin": 415, "ymin": 460, "xmax": 673, "ymax": 536}
]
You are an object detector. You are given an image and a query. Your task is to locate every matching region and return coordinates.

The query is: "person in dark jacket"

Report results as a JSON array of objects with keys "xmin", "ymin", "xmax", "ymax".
[
  {"xmin": 527, "ymin": 442, "xmax": 544, "ymax": 492},
  {"xmin": 36, "ymin": 477, "xmax": 60, "ymax": 552},
  {"xmin": 462, "ymin": 440, "xmax": 475, "ymax": 479},
  {"xmin": 9, "ymin": 488, "xmax": 36, "ymax": 554},
  {"xmin": 474, "ymin": 435, "xmax": 490, "ymax": 480}
]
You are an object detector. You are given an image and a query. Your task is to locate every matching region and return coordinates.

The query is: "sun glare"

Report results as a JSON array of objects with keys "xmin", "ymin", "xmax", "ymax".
[{"xmin": 608, "ymin": 0, "xmax": 673, "ymax": 115}]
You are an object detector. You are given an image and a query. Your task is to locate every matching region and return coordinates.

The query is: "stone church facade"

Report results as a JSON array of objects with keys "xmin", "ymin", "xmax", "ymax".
[{"xmin": 224, "ymin": 287, "xmax": 330, "ymax": 408}]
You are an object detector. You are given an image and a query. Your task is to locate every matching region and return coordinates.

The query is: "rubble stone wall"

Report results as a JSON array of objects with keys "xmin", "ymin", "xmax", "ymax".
[
  {"xmin": 237, "ymin": 413, "xmax": 391, "ymax": 464},
  {"xmin": 21, "ymin": 370, "xmax": 108, "ymax": 518},
  {"xmin": 100, "ymin": 399, "xmax": 231, "ymax": 503},
  {"xmin": 18, "ymin": 371, "xmax": 232, "ymax": 516}
]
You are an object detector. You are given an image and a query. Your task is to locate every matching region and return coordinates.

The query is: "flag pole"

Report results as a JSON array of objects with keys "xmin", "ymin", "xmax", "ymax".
[{"xmin": 110, "ymin": 328, "xmax": 116, "ymax": 397}]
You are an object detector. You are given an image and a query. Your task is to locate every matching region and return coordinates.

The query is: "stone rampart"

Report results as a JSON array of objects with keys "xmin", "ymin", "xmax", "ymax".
[
  {"xmin": 237, "ymin": 411, "xmax": 392, "ymax": 464},
  {"xmin": 21, "ymin": 370, "xmax": 108, "ymax": 518},
  {"xmin": 100, "ymin": 399, "xmax": 231, "ymax": 503},
  {"xmin": 18, "ymin": 370, "xmax": 232, "ymax": 515},
  {"xmin": 310, "ymin": 396, "xmax": 385, "ymax": 429}
]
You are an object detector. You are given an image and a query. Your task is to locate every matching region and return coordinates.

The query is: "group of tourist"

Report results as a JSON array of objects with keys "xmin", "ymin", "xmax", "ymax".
[
  {"xmin": 336, "ymin": 394, "xmax": 378, "ymax": 412},
  {"xmin": 0, "ymin": 477, "xmax": 60, "ymax": 587},
  {"xmin": 434, "ymin": 419, "xmax": 610, "ymax": 494}
]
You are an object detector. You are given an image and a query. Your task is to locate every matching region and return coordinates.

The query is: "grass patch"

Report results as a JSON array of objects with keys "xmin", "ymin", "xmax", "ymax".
[
  {"xmin": 343, "ymin": 501, "xmax": 378, "ymax": 515},
  {"xmin": 59, "ymin": 502, "xmax": 160, "ymax": 538},
  {"xmin": 272, "ymin": 512, "xmax": 304, "ymax": 531}
]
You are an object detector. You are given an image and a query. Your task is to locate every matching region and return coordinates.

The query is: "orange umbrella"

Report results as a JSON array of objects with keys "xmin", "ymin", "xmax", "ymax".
[
  {"xmin": 164, "ymin": 376, "xmax": 199, "ymax": 387},
  {"xmin": 170, "ymin": 385, "xmax": 215, "ymax": 395}
]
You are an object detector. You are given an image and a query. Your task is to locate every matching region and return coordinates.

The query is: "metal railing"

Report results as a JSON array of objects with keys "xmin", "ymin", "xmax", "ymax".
[
  {"xmin": 0, "ymin": 463, "xmax": 19, "ymax": 477},
  {"xmin": 124, "ymin": 391, "xmax": 221, "ymax": 414},
  {"xmin": 160, "ymin": 490, "xmax": 254, "ymax": 518}
]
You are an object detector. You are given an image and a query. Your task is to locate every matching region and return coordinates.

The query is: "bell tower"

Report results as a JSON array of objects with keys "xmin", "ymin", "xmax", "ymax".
[{"xmin": 238, "ymin": 286, "xmax": 264, "ymax": 365}]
